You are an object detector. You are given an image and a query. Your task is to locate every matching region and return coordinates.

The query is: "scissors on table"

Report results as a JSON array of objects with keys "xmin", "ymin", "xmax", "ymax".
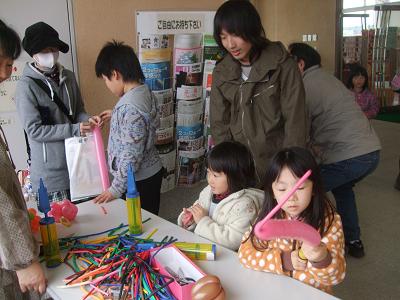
[{"xmin": 165, "ymin": 266, "xmax": 195, "ymax": 286}]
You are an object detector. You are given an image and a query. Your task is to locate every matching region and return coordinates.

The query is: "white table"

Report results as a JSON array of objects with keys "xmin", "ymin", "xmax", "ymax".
[{"xmin": 42, "ymin": 199, "xmax": 338, "ymax": 300}]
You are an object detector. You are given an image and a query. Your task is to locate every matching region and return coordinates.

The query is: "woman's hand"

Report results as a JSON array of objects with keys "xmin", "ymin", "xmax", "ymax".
[
  {"xmin": 79, "ymin": 121, "xmax": 92, "ymax": 136},
  {"xmin": 187, "ymin": 204, "xmax": 207, "ymax": 224},
  {"xmin": 301, "ymin": 242, "xmax": 328, "ymax": 263},
  {"xmin": 16, "ymin": 261, "xmax": 47, "ymax": 294},
  {"xmin": 93, "ymin": 190, "xmax": 115, "ymax": 204}
]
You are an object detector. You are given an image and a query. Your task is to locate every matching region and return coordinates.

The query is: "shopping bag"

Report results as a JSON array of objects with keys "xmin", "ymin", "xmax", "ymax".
[{"xmin": 65, "ymin": 127, "xmax": 110, "ymax": 200}]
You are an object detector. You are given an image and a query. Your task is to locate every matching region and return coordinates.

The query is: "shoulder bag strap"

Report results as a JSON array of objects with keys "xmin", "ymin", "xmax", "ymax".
[{"xmin": 27, "ymin": 76, "xmax": 74, "ymax": 123}]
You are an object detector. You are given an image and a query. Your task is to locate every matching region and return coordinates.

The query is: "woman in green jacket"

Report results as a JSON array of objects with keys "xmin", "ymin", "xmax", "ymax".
[{"xmin": 210, "ymin": 0, "xmax": 307, "ymax": 186}]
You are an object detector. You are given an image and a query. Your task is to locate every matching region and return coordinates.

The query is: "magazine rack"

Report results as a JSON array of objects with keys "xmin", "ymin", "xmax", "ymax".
[{"xmin": 136, "ymin": 11, "xmax": 224, "ymax": 191}]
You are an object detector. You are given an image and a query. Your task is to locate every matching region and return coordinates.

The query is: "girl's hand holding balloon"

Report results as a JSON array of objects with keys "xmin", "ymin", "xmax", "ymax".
[
  {"xmin": 301, "ymin": 242, "xmax": 328, "ymax": 263},
  {"xmin": 188, "ymin": 204, "xmax": 207, "ymax": 224},
  {"xmin": 290, "ymin": 250, "xmax": 307, "ymax": 271},
  {"xmin": 181, "ymin": 208, "xmax": 194, "ymax": 228}
]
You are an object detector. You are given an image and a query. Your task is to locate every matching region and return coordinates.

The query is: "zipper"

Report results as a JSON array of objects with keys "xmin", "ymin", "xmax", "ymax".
[
  {"xmin": 252, "ymin": 84, "xmax": 275, "ymax": 102},
  {"xmin": 42, "ymin": 143, "xmax": 47, "ymax": 163},
  {"xmin": 239, "ymin": 82, "xmax": 261, "ymax": 183},
  {"xmin": 64, "ymin": 84, "xmax": 73, "ymax": 116}
]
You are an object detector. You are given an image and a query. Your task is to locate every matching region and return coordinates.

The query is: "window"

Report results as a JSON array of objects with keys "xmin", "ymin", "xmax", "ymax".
[{"xmin": 343, "ymin": 1, "xmax": 400, "ymax": 36}]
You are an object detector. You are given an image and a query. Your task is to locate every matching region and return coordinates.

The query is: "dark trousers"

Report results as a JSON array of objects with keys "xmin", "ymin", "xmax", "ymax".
[
  {"xmin": 320, "ymin": 151, "xmax": 380, "ymax": 242},
  {"xmin": 136, "ymin": 168, "xmax": 163, "ymax": 215}
]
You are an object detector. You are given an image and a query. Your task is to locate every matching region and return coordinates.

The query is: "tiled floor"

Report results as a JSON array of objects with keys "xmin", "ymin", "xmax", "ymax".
[{"xmin": 159, "ymin": 119, "xmax": 400, "ymax": 300}]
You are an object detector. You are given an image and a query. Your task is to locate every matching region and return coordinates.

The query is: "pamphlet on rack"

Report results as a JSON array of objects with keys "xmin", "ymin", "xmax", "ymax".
[
  {"xmin": 177, "ymin": 148, "xmax": 205, "ymax": 186},
  {"xmin": 176, "ymin": 112, "xmax": 203, "ymax": 127},
  {"xmin": 177, "ymin": 98, "xmax": 204, "ymax": 114},
  {"xmin": 203, "ymin": 59, "xmax": 216, "ymax": 90},
  {"xmin": 138, "ymin": 34, "xmax": 171, "ymax": 61},
  {"xmin": 176, "ymin": 123, "xmax": 203, "ymax": 141},
  {"xmin": 173, "ymin": 34, "xmax": 203, "ymax": 65},
  {"xmin": 175, "ymin": 63, "xmax": 203, "ymax": 87},
  {"xmin": 173, "ymin": 34, "xmax": 203, "ymax": 89},
  {"xmin": 203, "ymin": 93, "xmax": 214, "ymax": 151},
  {"xmin": 160, "ymin": 114, "xmax": 175, "ymax": 129},
  {"xmin": 174, "ymin": 47, "xmax": 203, "ymax": 65},
  {"xmin": 176, "ymin": 85, "xmax": 202, "ymax": 100},
  {"xmin": 153, "ymin": 88, "xmax": 173, "ymax": 104},
  {"xmin": 159, "ymin": 149, "xmax": 176, "ymax": 193},
  {"xmin": 139, "ymin": 48, "xmax": 171, "ymax": 62},
  {"xmin": 156, "ymin": 127, "xmax": 174, "ymax": 145},
  {"xmin": 142, "ymin": 61, "xmax": 172, "ymax": 91},
  {"xmin": 177, "ymin": 136, "xmax": 204, "ymax": 152},
  {"xmin": 203, "ymin": 91, "xmax": 211, "ymax": 130},
  {"xmin": 203, "ymin": 34, "xmax": 225, "ymax": 61},
  {"xmin": 158, "ymin": 101, "xmax": 174, "ymax": 118},
  {"xmin": 161, "ymin": 171, "xmax": 176, "ymax": 193},
  {"xmin": 139, "ymin": 34, "xmax": 170, "ymax": 50}
]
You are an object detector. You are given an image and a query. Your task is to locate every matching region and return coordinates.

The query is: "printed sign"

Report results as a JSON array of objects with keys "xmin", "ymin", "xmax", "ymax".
[{"xmin": 136, "ymin": 11, "xmax": 215, "ymax": 35}]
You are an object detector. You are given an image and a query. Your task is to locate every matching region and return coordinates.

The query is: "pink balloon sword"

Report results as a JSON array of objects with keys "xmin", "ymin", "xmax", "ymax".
[{"xmin": 254, "ymin": 170, "xmax": 321, "ymax": 246}]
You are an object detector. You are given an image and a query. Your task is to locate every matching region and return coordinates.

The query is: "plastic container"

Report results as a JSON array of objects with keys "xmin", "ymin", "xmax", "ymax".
[
  {"xmin": 174, "ymin": 242, "xmax": 216, "ymax": 261},
  {"xmin": 126, "ymin": 164, "xmax": 142, "ymax": 235},
  {"xmin": 39, "ymin": 217, "xmax": 61, "ymax": 268}
]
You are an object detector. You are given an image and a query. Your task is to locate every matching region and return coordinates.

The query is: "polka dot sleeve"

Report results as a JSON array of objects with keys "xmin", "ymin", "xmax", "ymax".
[
  {"xmin": 237, "ymin": 213, "xmax": 346, "ymax": 293},
  {"xmin": 304, "ymin": 213, "xmax": 346, "ymax": 287},
  {"xmin": 238, "ymin": 232, "xmax": 288, "ymax": 275}
]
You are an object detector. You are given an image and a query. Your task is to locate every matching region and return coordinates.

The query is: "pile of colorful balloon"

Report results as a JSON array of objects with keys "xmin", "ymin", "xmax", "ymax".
[{"xmin": 58, "ymin": 223, "xmax": 178, "ymax": 300}]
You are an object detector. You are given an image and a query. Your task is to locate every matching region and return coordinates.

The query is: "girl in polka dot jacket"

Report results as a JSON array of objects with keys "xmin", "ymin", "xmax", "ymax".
[{"xmin": 238, "ymin": 147, "xmax": 346, "ymax": 294}]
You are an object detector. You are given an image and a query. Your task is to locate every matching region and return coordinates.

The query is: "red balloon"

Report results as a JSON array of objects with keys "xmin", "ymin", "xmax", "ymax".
[
  {"xmin": 49, "ymin": 202, "xmax": 63, "ymax": 222},
  {"xmin": 62, "ymin": 203, "xmax": 78, "ymax": 221},
  {"xmin": 60, "ymin": 199, "xmax": 72, "ymax": 207},
  {"xmin": 30, "ymin": 215, "xmax": 41, "ymax": 233}
]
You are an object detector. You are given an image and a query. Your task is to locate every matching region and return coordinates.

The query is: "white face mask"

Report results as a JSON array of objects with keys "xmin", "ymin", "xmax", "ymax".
[{"xmin": 33, "ymin": 51, "xmax": 59, "ymax": 69}]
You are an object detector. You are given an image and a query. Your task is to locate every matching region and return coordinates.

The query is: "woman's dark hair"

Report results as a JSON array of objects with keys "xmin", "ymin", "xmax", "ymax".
[
  {"xmin": 207, "ymin": 141, "xmax": 256, "ymax": 193},
  {"xmin": 246, "ymin": 147, "xmax": 335, "ymax": 250},
  {"xmin": 213, "ymin": 0, "xmax": 269, "ymax": 63},
  {"xmin": 0, "ymin": 20, "xmax": 21, "ymax": 60},
  {"xmin": 95, "ymin": 40, "xmax": 145, "ymax": 82},
  {"xmin": 288, "ymin": 42, "xmax": 321, "ymax": 71},
  {"xmin": 346, "ymin": 64, "xmax": 369, "ymax": 91}
]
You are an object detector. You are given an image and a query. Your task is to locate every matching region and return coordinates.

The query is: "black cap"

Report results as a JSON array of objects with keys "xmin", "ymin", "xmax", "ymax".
[{"xmin": 22, "ymin": 22, "xmax": 69, "ymax": 57}]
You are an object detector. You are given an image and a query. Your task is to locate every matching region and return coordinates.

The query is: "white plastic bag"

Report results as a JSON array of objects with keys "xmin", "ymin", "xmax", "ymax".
[{"xmin": 65, "ymin": 134, "xmax": 104, "ymax": 200}]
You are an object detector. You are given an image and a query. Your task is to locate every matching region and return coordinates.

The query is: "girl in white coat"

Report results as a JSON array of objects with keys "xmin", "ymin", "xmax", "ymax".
[{"xmin": 178, "ymin": 141, "xmax": 264, "ymax": 250}]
